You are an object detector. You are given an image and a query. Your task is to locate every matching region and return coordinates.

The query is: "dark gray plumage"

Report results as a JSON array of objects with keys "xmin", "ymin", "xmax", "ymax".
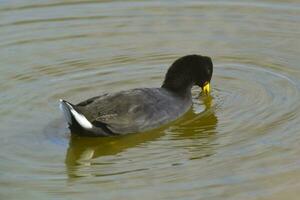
[{"xmin": 59, "ymin": 55, "xmax": 213, "ymax": 136}]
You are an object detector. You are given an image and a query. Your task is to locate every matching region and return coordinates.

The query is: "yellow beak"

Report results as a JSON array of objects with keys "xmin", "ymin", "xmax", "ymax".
[{"xmin": 202, "ymin": 82, "xmax": 210, "ymax": 95}]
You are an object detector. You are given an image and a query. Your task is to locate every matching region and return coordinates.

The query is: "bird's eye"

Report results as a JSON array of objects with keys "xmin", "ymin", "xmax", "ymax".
[{"xmin": 207, "ymin": 69, "xmax": 210, "ymax": 75}]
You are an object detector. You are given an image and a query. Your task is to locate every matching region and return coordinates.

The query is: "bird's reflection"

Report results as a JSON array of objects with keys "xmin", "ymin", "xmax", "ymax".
[
  {"xmin": 168, "ymin": 95, "xmax": 218, "ymax": 160},
  {"xmin": 65, "ymin": 94, "xmax": 218, "ymax": 178}
]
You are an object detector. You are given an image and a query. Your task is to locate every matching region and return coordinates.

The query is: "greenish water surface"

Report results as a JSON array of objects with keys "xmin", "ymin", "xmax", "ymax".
[{"xmin": 1, "ymin": 0, "xmax": 300, "ymax": 199}]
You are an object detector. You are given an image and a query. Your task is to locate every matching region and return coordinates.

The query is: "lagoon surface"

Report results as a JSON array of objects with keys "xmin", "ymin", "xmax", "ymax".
[{"xmin": 1, "ymin": 0, "xmax": 300, "ymax": 199}]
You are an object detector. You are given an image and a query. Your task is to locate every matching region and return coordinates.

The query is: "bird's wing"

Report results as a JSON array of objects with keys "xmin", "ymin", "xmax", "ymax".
[{"xmin": 77, "ymin": 88, "xmax": 183, "ymax": 134}]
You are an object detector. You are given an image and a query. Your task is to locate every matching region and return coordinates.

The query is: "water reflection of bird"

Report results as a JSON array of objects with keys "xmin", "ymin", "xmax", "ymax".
[
  {"xmin": 168, "ymin": 95, "xmax": 218, "ymax": 160},
  {"xmin": 65, "ymin": 95, "xmax": 218, "ymax": 178},
  {"xmin": 59, "ymin": 55, "xmax": 213, "ymax": 136}
]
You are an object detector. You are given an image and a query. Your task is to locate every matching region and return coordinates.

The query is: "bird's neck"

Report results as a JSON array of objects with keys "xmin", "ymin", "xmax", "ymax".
[
  {"xmin": 161, "ymin": 65, "xmax": 194, "ymax": 97},
  {"xmin": 161, "ymin": 81, "xmax": 193, "ymax": 98}
]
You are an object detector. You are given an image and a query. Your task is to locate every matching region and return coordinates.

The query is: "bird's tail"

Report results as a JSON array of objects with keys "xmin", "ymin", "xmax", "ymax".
[{"xmin": 59, "ymin": 99, "xmax": 93, "ymax": 130}]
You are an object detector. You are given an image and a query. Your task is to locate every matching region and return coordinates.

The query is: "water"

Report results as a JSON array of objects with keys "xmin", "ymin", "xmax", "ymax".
[{"xmin": 1, "ymin": 0, "xmax": 300, "ymax": 199}]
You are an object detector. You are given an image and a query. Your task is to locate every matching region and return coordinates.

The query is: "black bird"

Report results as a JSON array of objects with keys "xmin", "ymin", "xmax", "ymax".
[{"xmin": 59, "ymin": 54, "xmax": 213, "ymax": 136}]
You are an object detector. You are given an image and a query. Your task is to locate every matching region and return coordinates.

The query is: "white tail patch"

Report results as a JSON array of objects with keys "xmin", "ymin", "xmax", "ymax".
[
  {"xmin": 59, "ymin": 99, "xmax": 93, "ymax": 129},
  {"xmin": 59, "ymin": 99, "xmax": 72, "ymax": 124}
]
